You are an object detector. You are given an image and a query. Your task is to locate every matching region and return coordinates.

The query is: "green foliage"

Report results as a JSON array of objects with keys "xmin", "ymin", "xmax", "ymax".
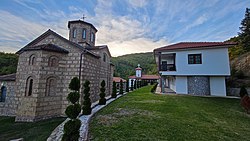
[
  {"xmin": 82, "ymin": 80, "xmax": 92, "ymax": 115},
  {"xmin": 239, "ymin": 8, "xmax": 250, "ymax": 52},
  {"xmin": 112, "ymin": 52, "xmax": 157, "ymax": 79},
  {"xmin": 119, "ymin": 79, "xmax": 124, "ymax": 94},
  {"xmin": 67, "ymin": 92, "xmax": 80, "ymax": 104},
  {"xmin": 134, "ymin": 80, "xmax": 137, "ymax": 89},
  {"xmin": 131, "ymin": 80, "xmax": 134, "ymax": 91},
  {"xmin": 99, "ymin": 80, "xmax": 106, "ymax": 105},
  {"xmin": 126, "ymin": 80, "xmax": 129, "ymax": 92},
  {"xmin": 0, "ymin": 52, "xmax": 18, "ymax": 75},
  {"xmin": 69, "ymin": 77, "xmax": 80, "ymax": 91},
  {"xmin": 112, "ymin": 81, "xmax": 117, "ymax": 98},
  {"xmin": 151, "ymin": 83, "xmax": 158, "ymax": 93},
  {"xmin": 62, "ymin": 119, "xmax": 81, "ymax": 141},
  {"xmin": 240, "ymin": 86, "xmax": 248, "ymax": 98},
  {"xmin": 65, "ymin": 104, "xmax": 81, "ymax": 119}
]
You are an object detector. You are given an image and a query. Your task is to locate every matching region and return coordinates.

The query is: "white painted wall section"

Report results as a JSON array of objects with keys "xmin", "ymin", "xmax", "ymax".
[
  {"xmin": 209, "ymin": 76, "xmax": 226, "ymax": 96},
  {"xmin": 175, "ymin": 76, "xmax": 188, "ymax": 94},
  {"xmin": 169, "ymin": 77, "xmax": 176, "ymax": 91}
]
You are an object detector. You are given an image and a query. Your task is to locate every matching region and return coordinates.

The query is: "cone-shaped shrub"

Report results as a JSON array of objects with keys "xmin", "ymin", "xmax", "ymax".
[
  {"xmin": 240, "ymin": 86, "xmax": 248, "ymax": 98},
  {"xmin": 134, "ymin": 80, "xmax": 137, "ymax": 89},
  {"xmin": 63, "ymin": 77, "xmax": 81, "ymax": 141},
  {"xmin": 119, "ymin": 79, "xmax": 124, "ymax": 94},
  {"xmin": 131, "ymin": 80, "xmax": 134, "ymax": 91},
  {"xmin": 99, "ymin": 80, "xmax": 106, "ymax": 105},
  {"xmin": 82, "ymin": 80, "xmax": 92, "ymax": 115},
  {"xmin": 126, "ymin": 80, "xmax": 129, "ymax": 92},
  {"xmin": 112, "ymin": 81, "xmax": 117, "ymax": 98}
]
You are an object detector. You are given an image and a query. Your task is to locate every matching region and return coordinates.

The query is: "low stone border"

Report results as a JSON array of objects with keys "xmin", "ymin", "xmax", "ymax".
[{"xmin": 47, "ymin": 93, "xmax": 127, "ymax": 141}]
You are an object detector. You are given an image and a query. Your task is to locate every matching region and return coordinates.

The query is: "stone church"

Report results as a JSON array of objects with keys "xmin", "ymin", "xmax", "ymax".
[{"xmin": 0, "ymin": 19, "xmax": 114, "ymax": 122}]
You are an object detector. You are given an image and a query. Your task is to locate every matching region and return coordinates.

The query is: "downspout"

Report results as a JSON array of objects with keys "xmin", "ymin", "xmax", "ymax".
[{"xmin": 79, "ymin": 49, "xmax": 87, "ymax": 102}]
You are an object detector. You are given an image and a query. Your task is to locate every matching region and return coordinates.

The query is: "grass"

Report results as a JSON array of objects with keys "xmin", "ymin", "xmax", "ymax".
[
  {"xmin": 89, "ymin": 85, "xmax": 250, "ymax": 141},
  {"xmin": 0, "ymin": 116, "xmax": 65, "ymax": 141}
]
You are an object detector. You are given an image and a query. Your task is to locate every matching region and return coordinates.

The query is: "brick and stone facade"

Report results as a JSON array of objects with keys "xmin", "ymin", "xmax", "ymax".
[{"xmin": 0, "ymin": 19, "xmax": 114, "ymax": 122}]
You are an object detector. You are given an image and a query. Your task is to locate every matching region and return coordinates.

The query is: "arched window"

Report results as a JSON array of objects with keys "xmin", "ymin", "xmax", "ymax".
[
  {"xmin": 48, "ymin": 56, "xmax": 58, "ymax": 67},
  {"xmin": 91, "ymin": 33, "xmax": 95, "ymax": 42},
  {"xmin": 29, "ymin": 55, "xmax": 36, "ymax": 65},
  {"xmin": 82, "ymin": 28, "xmax": 86, "ymax": 39},
  {"xmin": 73, "ymin": 28, "xmax": 77, "ymax": 38},
  {"xmin": 103, "ymin": 53, "xmax": 107, "ymax": 62},
  {"xmin": 0, "ymin": 86, "xmax": 7, "ymax": 102},
  {"xmin": 25, "ymin": 77, "xmax": 33, "ymax": 96},
  {"xmin": 46, "ymin": 77, "xmax": 56, "ymax": 96}
]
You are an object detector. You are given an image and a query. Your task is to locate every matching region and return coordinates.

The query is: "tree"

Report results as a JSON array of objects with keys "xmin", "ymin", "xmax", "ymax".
[
  {"xmin": 99, "ymin": 80, "xmax": 106, "ymax": 105},
  {"xmin": 82, "ymin": 80, "xmax": 92, "ymax": 115},
  {"xmin": 134, "ymin": 80, "xmax": 137, "ymax": 89},
  {"xmin": 131, "ymin": 80, "xmax": 134, "ymax": 91},
  {"xmin": 119, "ymin": 79, "xmax": 124, "ymax": 94},
  {"xmin": 63, "ymin": 77, "xmax": 81, "ymax": 141},
  {"xmin": 239, "ymin": 8, "xmax": 250, "ymax": 52},
  {"xmin": 126, "ymin": 80, "xmax": 129, "ymax": 92},
  {"xmin": 111, "ymin": 81, "xmax": 117, "ymax": 98}
]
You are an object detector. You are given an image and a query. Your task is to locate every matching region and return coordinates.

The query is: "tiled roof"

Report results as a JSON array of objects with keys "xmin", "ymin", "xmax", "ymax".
[
  {"xmin": 154, "ymin": 42, "xmax": 237, "ymax": 52},
  {"xmin": 0, "ymin": 73, "xmax": 16, "ymax": 81},
  {"xmin": 129, "ymin": 75, "xmax": 159, "ymax": 80},
  {"xmin": 113, "ymin": 77, "xmax": 126, "ymax": 83},
  {"xmin": 16, "ymin": 44, "xmax": 69, "ymax": 54},
  {"xmin": 135, "ymin": 67, "xmax": 142, "ymax": 70},
  {"xmin": 86, "ymin": 45, "xmax": 112, "ymax": 57},
  {"xmin": 68, "ymin": 20, "xmax": 98, "ymax": 32}
]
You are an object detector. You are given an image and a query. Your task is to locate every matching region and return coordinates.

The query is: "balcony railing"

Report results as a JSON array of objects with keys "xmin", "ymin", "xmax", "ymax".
[{"xmin": 160, "ymin": 64, "xmax": 176, "ymax": 71}]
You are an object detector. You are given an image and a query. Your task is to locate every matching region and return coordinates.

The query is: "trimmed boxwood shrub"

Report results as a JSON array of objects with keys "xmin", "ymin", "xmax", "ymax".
[
  {"xmin": 151, "ymin": 83, "xmax": 158, "ymax": 93},
  {"xmin": 131, "ymin": 80, "xmax": 134, "ymax": 91},
  {"xmin": 65, "ymin": 104, "xmax": 81, "ymax": 119},
  {"xmin": 62, "ymin": 119, "xmax": 81, "ymax": 141},
  {"xmin": 67, "ymin": 92, "xmax": 80, "ymax": 104},
  {"xmin": 119, "ymin": 79, "xmax": 124, "ymax": 94},
  {"xmin": 112, "ymin": 81, "xmax": 117, "ymax": 98},
  {"xmin": 82, "ymin": 80, "xmax": 92, "ymax": 115},
  {"xmin": 126, "ymin": 79, "xmax": 129, "ymax": 92},
  {"xmin": 99, "ymin": 80, "xmax": 106, "ymax": 105}
]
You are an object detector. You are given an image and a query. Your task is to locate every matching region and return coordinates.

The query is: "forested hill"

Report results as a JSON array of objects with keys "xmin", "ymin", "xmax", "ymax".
[
  {"xmin": 111, "ymin": 52, "xmax": 157, "ymax": 79},
  {"xmin": 0, "ymin": 52, "xmax": 18, "ymax": 75}
]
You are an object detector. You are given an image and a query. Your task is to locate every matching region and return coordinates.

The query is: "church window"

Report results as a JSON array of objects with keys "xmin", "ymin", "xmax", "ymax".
[
  {"xmin": 29, "ymin": 55, "xmax": 36, "ymax": 65},
  {"xmin": 91, "ymin": 33, "xmax": 95, "ymax": 42},
  {"xmin": 48, "ymin": 56, "xmax": 58, "ymax": 67},
  {"xmin": 46, "ymin": 77, "xmax": 56, "ymax": 96},
  {"xmin": 25, "ymin": 77, "xmax": 33, "ymax": 96},
  {"xmin": 0, "ymin": 86, "xmax": 7, "ymax": 102},
  {"xmin": 73, "ymin": 28, "xmax": 77, "ymax": 38},
  {"xmin": 103, "ymin": 53, "xmax": 107, "ymax": 62},
  {"xmin": 82, "ymin": 28, "xmax": 86, "ymax": 39}
]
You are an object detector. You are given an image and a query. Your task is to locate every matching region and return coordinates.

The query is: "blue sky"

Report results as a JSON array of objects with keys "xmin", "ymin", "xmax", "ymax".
[{"xmin": 0, "ymin": 0, "xmax": 249, "ymax": 56}]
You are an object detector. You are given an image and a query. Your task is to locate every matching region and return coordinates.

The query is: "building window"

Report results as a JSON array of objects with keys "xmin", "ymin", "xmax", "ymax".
[
  {"xmin": 26, "ymin": 77, "xmax": 33, "ymax": 96},
  {"xmin": 188, "ymin": 54, "xmax": 202, "ymax": 64},
  {"xmin": 29, "ymin": 55, "xmax": 36, "ymax": 65},
  {"xmin": 103, "ymin": 53, "xmax": 107, "ymax": 62},
  {"xmin": 0, "ymin": 86, "xmax": 7, "ymax": 102},
  {"xmin": 46, "ymin": 77, "xmax": 56, "ymax": 96},
  {"xmin": 48, "ymin": 56, "xmax": 58, "ymax": 67},
  {"xmin": 82, "ymin": 28, "xmax": 86, "ymax": 39},
  {"xmin": 73, "ymin": 28, "xmax": 77, "ymax": 38},
  {"xmin": 91, "ymin": 33, "xmax": 95, "ymax": 42}
]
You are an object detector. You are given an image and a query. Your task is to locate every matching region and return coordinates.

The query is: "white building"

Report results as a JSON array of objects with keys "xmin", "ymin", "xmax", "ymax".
[{"xmin": 153, "ymin": 42, "xmax": 236, "ymax": 96}]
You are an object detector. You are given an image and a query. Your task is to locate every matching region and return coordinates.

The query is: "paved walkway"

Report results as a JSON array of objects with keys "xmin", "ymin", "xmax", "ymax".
[
  {"xmin": 47, "ymin": 93, "xmax": 127, "ymax": 141},
  {"xmin": 155, "ymin": 86, "xmax": 176, "ymax": 94}
]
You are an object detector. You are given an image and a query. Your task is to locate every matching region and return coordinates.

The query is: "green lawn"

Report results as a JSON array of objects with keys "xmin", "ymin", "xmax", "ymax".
[
  {"xmin": 0, "ymin": 116, "xmax": 65, "ymax": 141},
  {"xmin": 89, "ymin": 85, "xmax": 250, "ymax": 141}
]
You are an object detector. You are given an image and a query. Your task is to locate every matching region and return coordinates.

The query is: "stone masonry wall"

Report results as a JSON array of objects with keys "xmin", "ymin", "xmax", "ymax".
[{"xmin": 188, "ymin": 76, "xmax": 210, "ymax": 96}]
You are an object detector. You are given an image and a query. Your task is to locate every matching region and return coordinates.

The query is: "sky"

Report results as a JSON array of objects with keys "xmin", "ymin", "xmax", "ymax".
[{"xmin": 0, "ymin": 0, "xmax": 249, "ymax": 57}]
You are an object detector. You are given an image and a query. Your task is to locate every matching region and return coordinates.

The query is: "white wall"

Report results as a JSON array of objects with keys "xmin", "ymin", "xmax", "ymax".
[
  {"xmin": 209, "ymin": 76, "xmax": 226, "ymax": 96},
  {"xmin": 175, "ymin": 76, "xmax": 188, "ymax": 94},
  {"xmin": 160, "ymin": 48, "xmax": 230, "ymax": 76},
  {"xmin": 129, "ymin": 79, "xmax": 135, "ymax": 88},
  {"xmin": 169, "ymin": 77, "xmax": 176, "ymax": 91},
  {"xmin": 136, "ymin": 70, "xmax": 141, "ymax": 77}
]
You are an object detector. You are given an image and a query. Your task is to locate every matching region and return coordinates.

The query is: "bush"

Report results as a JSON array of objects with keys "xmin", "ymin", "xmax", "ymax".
[
  {"xmin": 82, "ymin": 80, "xmax": 92, "ymax": 115},
  {"xmin": 62, "ymin": 119, "xmax": 81, "ymax": 141},
  {"xmin": 126, "ymin": 80, "xmax": 129, "ymax": 92},
  {"xmin": 151, "ymin": 83, "xmax": 158, "ymax": 93},
  {"xmin": 99, "ymin": 80, "xmax": 106, "ymax": 105},
  {"xmin": 67, "ymin": 92, "xmax": 80, "ymax": 104},
  {"xmin": 131, "ymin": 80, "xmax": 134, "ymax": 91},
  {"xmin": 134, "ymin": 80, "xmax": 137, "ymax": 89},
  {"xmin": 240, "ymin": 86, "xmax": 248, "ymax": 98},
  {"xmin": 111, "ymin": 81, "xmax": 117, "ymax": 98},
  {"xmin": 65, "ymin": 104, "xmax": 81, "ymax": 119},
  {"xmin": 119, "ymin": 79, "xmax": 124, "ymax": 94},
  {"xmin": 235, "ymin": 70, "xmax": 245, "ymax": 79},
  {"xmin": 69, "ymin": 77, "xmax": 80, "ymax": 91}
]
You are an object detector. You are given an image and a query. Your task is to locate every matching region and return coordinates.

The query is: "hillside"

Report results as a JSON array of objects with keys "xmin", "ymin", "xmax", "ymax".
[
  {"xmin": 111, "ymin": 52, "xmax": 157, "ymax": 79},
  {"xmin": 0, "ymin": 52, "xmax": 18, "ymax": 75}
]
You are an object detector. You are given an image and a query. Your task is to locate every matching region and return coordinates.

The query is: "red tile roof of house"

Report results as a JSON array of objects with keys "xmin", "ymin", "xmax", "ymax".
[
  {"xmin": 113, "ymin": 77, "xmax": 126, "ymax": 83},
  {"xmin": 135, "ymin": 67, "xmax": 142, "ymax": 70},
  {"xmin": 129, "ymin": 75, "xmax": 159, "ymax": 80},
  {"xmin": 154, "ymin": 42, "xmax": 237, "ymax": 52}
]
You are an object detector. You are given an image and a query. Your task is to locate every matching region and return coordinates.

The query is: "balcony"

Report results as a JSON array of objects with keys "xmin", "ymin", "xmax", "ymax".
[{"xmin": 160, "ymin": 64, "xmax": 176, "ymax": 71}]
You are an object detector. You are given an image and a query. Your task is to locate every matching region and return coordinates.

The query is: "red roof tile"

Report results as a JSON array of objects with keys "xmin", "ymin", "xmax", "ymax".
[
  {"xmin": 129, "ymin": 75, "xmax": 159, "ymax": 80},
  {"xmin": 154, "ymin": 42, "xmax": 237, "ymax": 52},
  {"xmin": 113, "ymin": 77, "xmax": 126, "ymax": 83}
]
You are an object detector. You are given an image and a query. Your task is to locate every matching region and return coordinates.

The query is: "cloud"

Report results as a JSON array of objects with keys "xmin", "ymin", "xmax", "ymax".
[{"xmin": 127, "ymin": 0, "xmax": 148, "ymax": 8}]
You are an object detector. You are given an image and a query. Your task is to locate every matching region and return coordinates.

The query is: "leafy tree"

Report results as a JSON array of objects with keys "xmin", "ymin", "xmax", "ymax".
[
  {"xmin": 63, "ymin": 77, "xmax": 81, "ymax": 141},
  {"xmin": 99, "ymin": 80, "xmax": 106, "ymax": 105},
  {"xmin": 239, "ymin": 8, "xmax": 250, "ymax": 52},
  {"xmin": 131, "ymin": 80, "xmax": 134, "ymax": 91},
  {"xmin": 112, "ymin": 81, "xmax": 117, "ymax": 98},
  {"xmin": 82, "ymin": 80, "xmax": 92, "ymax": 115},
  {"xmin": 119, "ymin": 79, "xmax": 124, "ymax": 94},
  {"xmin": 0, "ymin": 52, "xmax": 18, "ymax": 75},
  {"xmin": 126, "ymin": 80, "xmax": 129, "ymax": 92}
]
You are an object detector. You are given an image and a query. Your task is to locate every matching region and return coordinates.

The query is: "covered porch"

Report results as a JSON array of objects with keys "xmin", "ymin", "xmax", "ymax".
[{"xmin": 159, "ymin": 75, "xmax": 176, "ymax": 94}]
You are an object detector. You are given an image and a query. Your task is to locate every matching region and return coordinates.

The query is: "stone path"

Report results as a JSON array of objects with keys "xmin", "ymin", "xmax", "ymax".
[{"xmin": 47, "ymin": 93, "xmax": 127, "ymax": 141}]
